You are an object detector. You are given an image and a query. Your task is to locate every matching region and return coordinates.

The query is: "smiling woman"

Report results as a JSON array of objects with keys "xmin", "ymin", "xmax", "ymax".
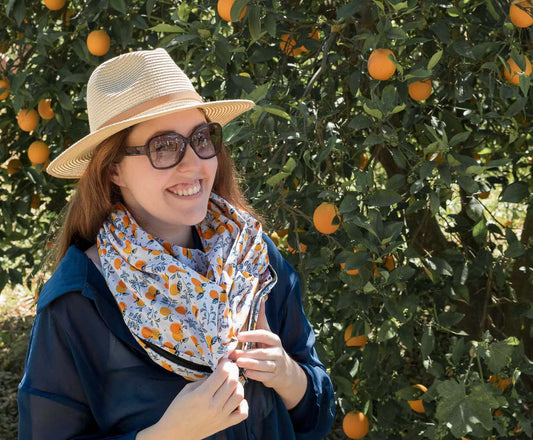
[{"xmin": 17, "ymin": 48, "xmax": 335, "ymax": 440}]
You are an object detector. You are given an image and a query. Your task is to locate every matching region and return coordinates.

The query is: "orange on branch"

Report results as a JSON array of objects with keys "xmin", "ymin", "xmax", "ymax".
[
  {"xmin": 408, "ymin": 79, "xmax": 432, "ymax": 101},
  {"xmin": 342, "ymin": 410, "xmax": 369, "ymax": 439},
  {"xmin": 504, "ymin": 55, "xmax": 532, "ymax": 85},
  {"xmin": 383, "ymin": 254, "xmax": 396, "ymax": 271},
  {"xmin": 510, "ymin": 2, "xmax": 533, "ymax": 28},
  {"xmin": 0, "ymin": 77, "xmax": 10, "ymax": 100},
  {"xmin": 7, "ymin": 158, "xmax": 23, "ymax": 175},
  {"xmin": 359, "ymin": 152, "xmax": 369, "ymax": 169},
  {"xmin": 17, "ymin": 109, "xmax": 39, "ymax": 132},
  {"xmin": 217, "ymin": 0, "xmax": 246, "ymax": 22},
  {"xmin": 38, "ymin": 99, "xmax": 55, "ymax": 119},
  {"xmin": 280, "ymin": 34, "xmax": 298, "ymax": 56},
  {"xmin": 313, "ymin": 202, "xmax": 341, "ymax": 234},
  {"xmin": 341, "ymin": 263, "xmax": 359, "ymax": 276},
  {"xmin": 87, "ymin": 30, "xmax": 110, "ymax": 56},
  {"xmin": 44, "ymin": 0, "xmax": 66, "ymax": 10},
  {"xmin": 28, "ymin": 141, "xmax": 50, "ymax": 165},
  {"xmin": 408, "ymin": 384, "xmax": 428, "ymax": 413},
  {"xmin": 367, "ymin": 48, "xmax": 396, "ymax": 81},
  {"xmin": 287, "ymin": 241, "xmax": 307, "ymax": 254}
]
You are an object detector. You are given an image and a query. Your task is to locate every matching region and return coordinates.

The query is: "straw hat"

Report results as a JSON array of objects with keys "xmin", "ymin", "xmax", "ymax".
[{"xmin": 46, "ymin": 48, "xmax": 255, "ymax": 179}]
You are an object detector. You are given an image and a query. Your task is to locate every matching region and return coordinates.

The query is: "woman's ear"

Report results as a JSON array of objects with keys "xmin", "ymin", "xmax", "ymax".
[{"xmin": 108, "ymin": 163, "xmax": 123, "ymax": 187}]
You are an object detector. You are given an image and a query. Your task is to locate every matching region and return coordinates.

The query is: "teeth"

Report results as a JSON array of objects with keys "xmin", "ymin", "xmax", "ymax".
[{"xmin": 170, "ymin": 183, "xmax": 201, "ymax": 196}]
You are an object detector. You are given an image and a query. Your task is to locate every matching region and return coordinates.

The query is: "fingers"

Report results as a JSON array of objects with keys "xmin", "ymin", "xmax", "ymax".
[
  {"xmin": 221, "ymin": 379, "xmax": 245, "ymax": 415},
  {"xmin": 212, "ymin": 359, "xmax": 240, "ymax": 408},
  {"xmin": 234, "ymin": 357, "xmax": 277, "ymax": 373},
  {"xmin": 202, "ymin": 358, "xmax": 235, "ymax": 395},
  {"xmin": 237, "ymin": 329, "xmax": 281, "ymax": 347},
  {"xmin": 228, "ymin": 397, "xmax": 249, "ymax": 426}
]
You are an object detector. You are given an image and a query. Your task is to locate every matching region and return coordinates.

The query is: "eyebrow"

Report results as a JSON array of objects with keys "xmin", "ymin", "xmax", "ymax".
[{"xmin": 127, "ymin": 121, "xmax": 209, "ymax": 146}]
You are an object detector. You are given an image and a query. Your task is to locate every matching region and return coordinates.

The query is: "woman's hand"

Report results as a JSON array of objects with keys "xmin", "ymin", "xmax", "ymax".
[
  {"xmin": 136, "ymin": 358, "xmax": 248, "ymax": 440},
  {"xmin": 229, "ymin": 298, "xmax": 308, "ymax": 410}
]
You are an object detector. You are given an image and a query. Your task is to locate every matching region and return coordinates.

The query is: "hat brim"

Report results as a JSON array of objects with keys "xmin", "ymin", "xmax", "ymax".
[{"xmin": 46, "ymin": 99, "xmax": 255, "ymax": 179}]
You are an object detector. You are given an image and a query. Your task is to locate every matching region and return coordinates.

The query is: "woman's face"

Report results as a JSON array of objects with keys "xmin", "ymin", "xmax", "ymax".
[{"xmin": 111, "ymin": 109, "xmax": 218, "ymax": 246}]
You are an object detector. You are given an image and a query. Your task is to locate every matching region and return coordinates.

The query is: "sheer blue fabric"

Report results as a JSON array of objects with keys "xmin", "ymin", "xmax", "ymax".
[{"xmin": 18, "ymin": 232, "xmax": 335, "ymax": 439}]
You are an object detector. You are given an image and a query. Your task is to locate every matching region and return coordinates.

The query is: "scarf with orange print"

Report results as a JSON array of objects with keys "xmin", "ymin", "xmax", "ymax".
[{"xmin": 96, "ymin": 193, "xmax": 277, "ymax": 381}]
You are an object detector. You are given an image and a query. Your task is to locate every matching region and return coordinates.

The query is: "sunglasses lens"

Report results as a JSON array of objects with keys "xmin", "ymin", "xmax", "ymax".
[
  {"xmin": 192, "ymin": 124, "xmax": 222, "ymax": 158},
  {"xmin": 147, "ymin": 123, "xmax": 222, "ymax": 169},
  {"xmin": 149, "ymin": 135, "xmax": 184, "ymax": 168}
]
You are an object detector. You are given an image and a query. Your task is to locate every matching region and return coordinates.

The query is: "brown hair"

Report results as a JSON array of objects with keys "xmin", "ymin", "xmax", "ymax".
[{"xmin": 49, "ymin": 125, "xmax": 266, "ymax": 270}]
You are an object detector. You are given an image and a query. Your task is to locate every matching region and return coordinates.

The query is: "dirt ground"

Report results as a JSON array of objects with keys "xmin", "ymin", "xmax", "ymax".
[{"xmin": 0, "ymin": 286, "xmax": 35, "ymax": 440}]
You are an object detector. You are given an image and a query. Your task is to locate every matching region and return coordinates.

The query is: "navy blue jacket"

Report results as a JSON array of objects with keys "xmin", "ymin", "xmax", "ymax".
[{"xmin": 18, "ymin": 232, "xmax": 335, "ymax": 439}]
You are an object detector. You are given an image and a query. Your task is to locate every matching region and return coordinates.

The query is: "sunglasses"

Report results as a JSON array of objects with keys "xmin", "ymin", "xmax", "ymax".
[{"xmin": 123, "ymin": 122, "xmax": 223, "ymax": 169}]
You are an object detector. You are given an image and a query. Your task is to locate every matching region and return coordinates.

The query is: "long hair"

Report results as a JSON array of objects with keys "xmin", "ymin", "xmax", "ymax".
[{"xmin": 49, "ymin": 123, "xmax": 266, "ymax": 270}]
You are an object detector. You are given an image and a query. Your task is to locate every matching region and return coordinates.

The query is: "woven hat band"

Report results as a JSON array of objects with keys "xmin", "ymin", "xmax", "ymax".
[{"xmin": 98, "ymin": 90, "xmax": 203, "ymax": 130}]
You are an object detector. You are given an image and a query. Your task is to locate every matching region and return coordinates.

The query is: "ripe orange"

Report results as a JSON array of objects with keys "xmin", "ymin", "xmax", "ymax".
[
  {"xmin": 346, "ymin": 335, "xmax": 368, "ymax": 348},
  {"xmin": 313, "ymin": 202, "xmax": 341, "ymax": 234},
  {"xmin": 38, "ymin": 98, "xmax": 55, "ymax": 119},
  {"xmin": 28, "ymin": 141, "xmax": 50, "ymax": 165},
  {"xmin": 510, "ymin": 2, "xmax": 533, "ymax": 28},
  {"xmin": 408, "ymin": 384, "xmax": 428, "ymax": 413},
  {"xmin": 0, "ymin": 77, "xmax": 10, "ymax": 100},
  {"xmin": 359, "ymin": 152, "xmax": 369, "ymax": 169},
  {"xmin": 30, "ymin": 194, "xmax": 41, "ymax": 209},
  {"xmin": 287, "ymin": 241, "xmax": 307, "ymax": 254},
  {"xmin": 7, "ymin": 158, "xmax": 23, "ymax": 175},
  {"xmin": 341, "ymin": 263, "xmax": 359, "ymax": 276},
  {"xmin": 280, "ymin": 29, "xmax": 319, "ymax": 56},
  {"xmin": 217, "ymin": 0, "xmax": 246, "ymax": 22},
  {"xmin": 383, "ymin": 254, "xmax": 396, "ymax": 271},
  {"xmin": 17, "ymin": 109, "xmax": 39, "ymax": 132},
  {"xmin": 342, "ymin": 410, "xmax": 369, "ymax": 439},
  {"xmin": 408, "ymin": 79, "xmax": 432, "ymax": 101},
  {"xmin": 44, "ymin": 0, "xmax": 66, "ymax": 10},
  {"xmin": 367, "ymin": 48, "xmax": 396, "ymax": 81},
  {"xmin": 489, "ymin": 375, "xmax": 511, "ymax": 390},
  {"xmin": 504, "ymin": 55, "xmax": 532, "ymax": 85},
  {"xmin": 87, "ymin": 30, "xmax": 110, "ymax": 56}
]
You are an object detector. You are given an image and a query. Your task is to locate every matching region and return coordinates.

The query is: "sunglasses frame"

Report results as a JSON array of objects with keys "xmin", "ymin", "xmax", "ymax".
[{"xmin": 123, "ymin": 122, "xmax": 223, "ymax": 170}]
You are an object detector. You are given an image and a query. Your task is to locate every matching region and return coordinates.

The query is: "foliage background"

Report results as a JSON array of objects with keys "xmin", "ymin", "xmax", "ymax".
[{"xmin": 1, "ymin": 0, "xmax": 532, "ymax": 438}]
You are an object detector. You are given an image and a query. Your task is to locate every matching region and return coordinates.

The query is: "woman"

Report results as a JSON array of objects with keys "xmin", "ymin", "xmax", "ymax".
[{"xmin": 18, "ymin": 48, "xmax": 335, "ymax": 440}]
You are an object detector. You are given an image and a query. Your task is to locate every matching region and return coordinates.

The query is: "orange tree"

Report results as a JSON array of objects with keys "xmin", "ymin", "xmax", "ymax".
[{"xmin": 1, "ymin": 0, "xmax": 533, "ymax": 438}]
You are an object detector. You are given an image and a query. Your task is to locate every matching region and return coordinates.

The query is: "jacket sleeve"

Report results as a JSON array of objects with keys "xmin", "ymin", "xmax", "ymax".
[
  {"xmin": 17, "ymin": 299, "xmax": 139, "ymax": 440},
  {"xmin": 269, "ymin": 254, "xmax": 335, "ymax": 440}
]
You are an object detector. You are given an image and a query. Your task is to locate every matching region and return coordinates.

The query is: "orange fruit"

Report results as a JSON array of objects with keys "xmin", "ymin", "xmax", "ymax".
[
  {"xmin": 477, "ymin": 191, "xmax": 490, "ymax": 199},
  {"xmin": 367, "ymin": 48, "xmax": 396, "ymax": 80},
  {"xmin": 313, "ymin": 202, "xmax": 341, "ymax": 234},
  {"xmin": 427, "ymin": 152, "xmax": 445, "ymax": 165},
  {"xmin": 44, "ymin": 0, "xmax": 66, "ymax": 10},
  {"xmin": 7, "ymin": 158, "xmax": 23, "ymax": 175},
  {"xmin": 352, "ymin": 378, "xmax": 360, "ymax": 395},
  {"xmin": 504, "ymin": 55, "xmax": 532, "ymax": 85},
  {"xmin": 0, "ymin": 77, "xmax": 10, "ymax": 100},
  {"xmin": 408, "ymin": 384, "xmax": 428, "ymax": 413},
  {"xmin": 346, "ymin": 335, "xmax": 368, "ymax": 348},
  {"xmin": 30, "ymin": 194, "xmax": 41, "ymax": 209},
  {"xmin": 217, "ymin": 0, "xmax": 246, "ymax": 22},
  {"xmin": 87, "ymin": 30, "xmax": 110, "ymax": 56},
  {"xmin": 28, "ymin": 141, "xmax": 50, "ymax": 165},
  {"xmin": 489, "ymin": 375, "xmax": 512, "ymax": 390},
  {"xmin": 17, "ymin": 109, "xmax": 39, "ymax": 132},
  {"xmin": 383, "ymin": 254, "xmax": 396, "ymax": 271},
  {"xmin": 280, "ymin": 34, "xmax": 298, "ymax": 56},
  {"xmin": 287, "ymin": 241, "xmax": 307, "ymax": 254},
  {"xmin": 38, "ymin": 98, "xmax": 55, "ymax": 119},
  {"xmin": 510, "ymin": 2, "xmax": 533, "ymax": 28},
  {"xmin": 341, "ymin": 263, "xmax": 359, "ymax": 276},
  {"xmin": 342, "ymin": 410, "xmax": 369, "ymax": 439},
  {"xmin": 408, "ymin": 79, "xmax": 432, "ymax": 101},
  {"xmin": 359, "ymin": 152, "xmax": 369, "ymax": 169}
]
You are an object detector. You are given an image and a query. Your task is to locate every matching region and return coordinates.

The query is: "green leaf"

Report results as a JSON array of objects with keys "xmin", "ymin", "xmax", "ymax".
[
  {"xmin": 427, "ymin": 49, "xmax": 443, "ymax": 70},
  {"xmin": 377, "ymin": 320, "xmax": 397, "ymax": 342},
  {"xmin": 261, "ymin": 106, "xmax": 291, "ymax": 120},
  {"xmin": 337, "ymin": 1, "xmax": 365, "ymax": 20},
  {"xmin": 149, "ymin": 24, "xmax": 185, "ymax": 33},
  {"xmin": 421, "ymin": 325, "xmax": 435, "ymax": 359},
  {"xmin": 248, "ymin": 5, "xmax": 261, "ymax": 42},
  {"xmin": 266, "ymin": 171, "xmax": 290, "ymax": 187},
  {"xmin": 505, "ymin": 241, "xmax": 526, "ymax": 258},
  {"xmin": 13, "ymin": 0, "xmax": 25, "ymax": 25},
  {"xmin": 367, "ymin": 190, "xmax": 402, "ymax": 207},
  {"xmin": 486, "ymin": 341, "xmax": 514, "ymax": 373},
  {"xmin": 363, "ymin": 103, "xmax": 383, "ymax": 120},
  {"xmin": 230, "ymin": 0, "xmax": 248, "ymax": 22},
  {"xmin": 282, "ymin": 157, "xmax": 297, "ymax": 173},
  {"xmin": 449, "ymin": 131, "xmax": 471, "ymax": 147},
  {"xmin": 110, "ymin": 0, "xmax": 126, "ymax": 14},
  {"xmin": 500, "ymin": 182, "xmax": 529, "ymax": 203}
]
